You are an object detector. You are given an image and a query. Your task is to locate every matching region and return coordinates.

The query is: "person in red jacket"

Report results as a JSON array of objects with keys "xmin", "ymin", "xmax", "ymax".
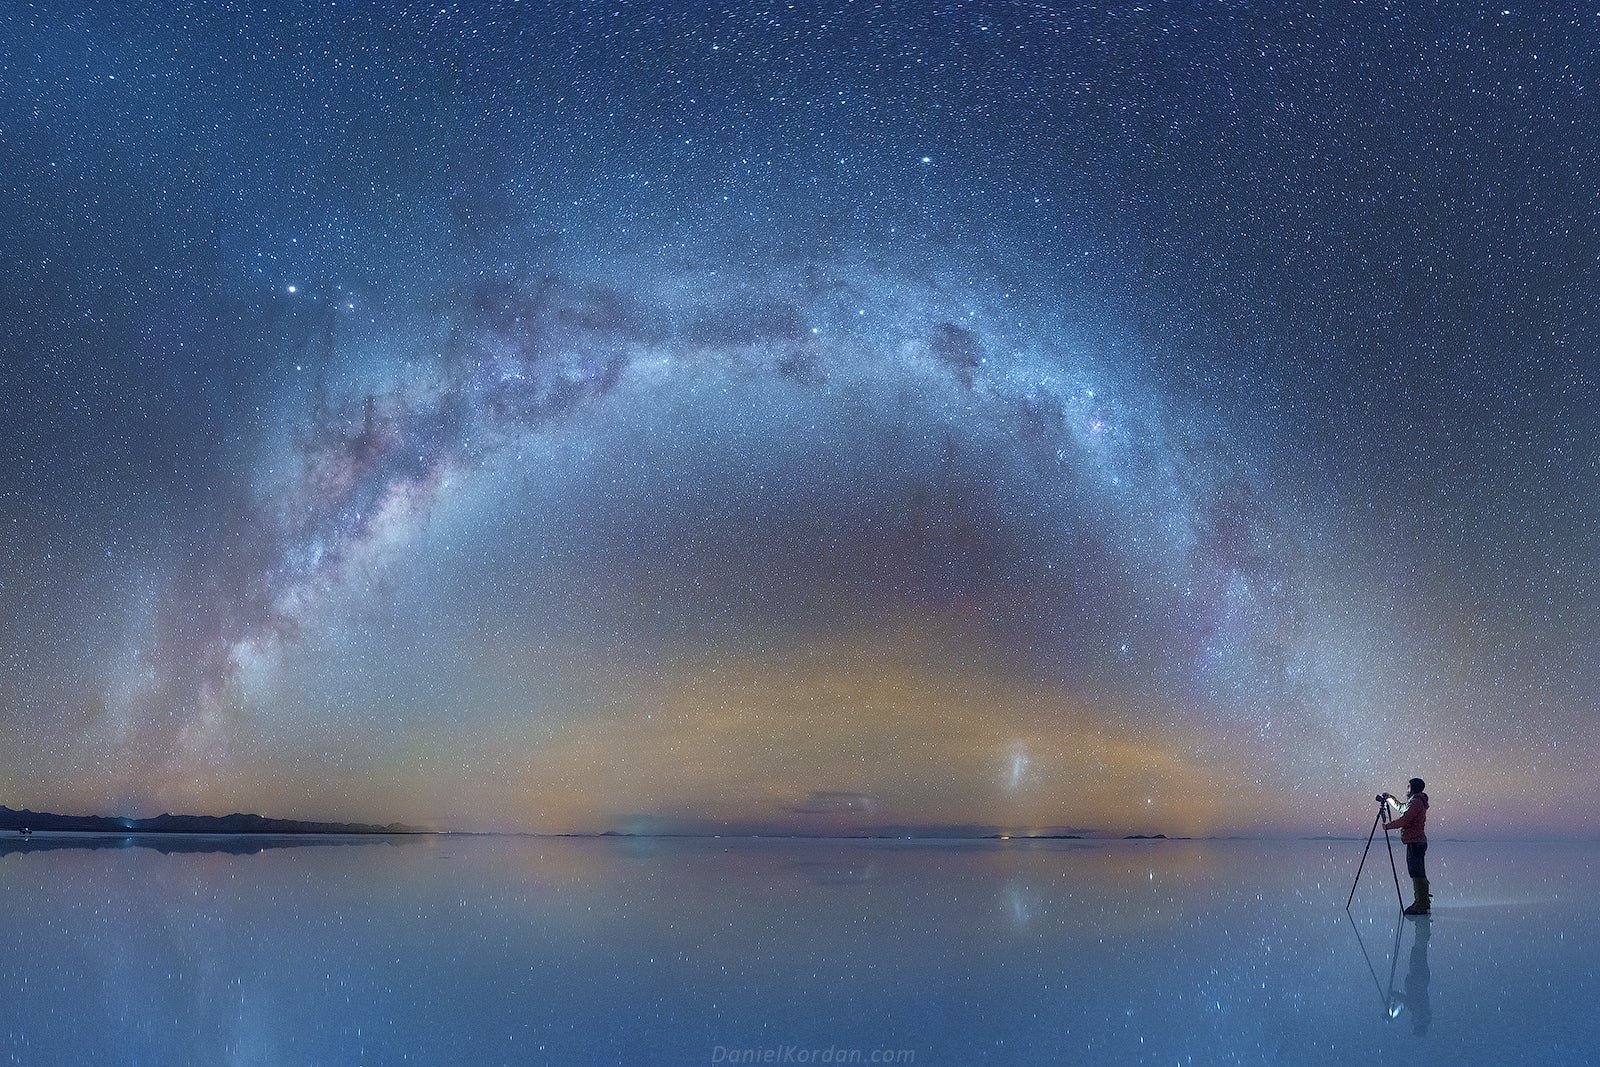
[{"xmin": 1383, "ymin": 778, "xmax": 1430, "ymax": 915}]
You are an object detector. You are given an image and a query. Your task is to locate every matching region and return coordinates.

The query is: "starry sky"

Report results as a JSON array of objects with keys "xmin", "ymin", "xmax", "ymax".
[{"xmin": 2, "ymin": 1, "xmax": 1595, "ymax": 836}]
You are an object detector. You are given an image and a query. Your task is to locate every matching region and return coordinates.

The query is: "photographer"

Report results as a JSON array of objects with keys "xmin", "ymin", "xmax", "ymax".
[{"xmin": 1382, "ymin": 778, "xmax": 1431, "ymax": 915}]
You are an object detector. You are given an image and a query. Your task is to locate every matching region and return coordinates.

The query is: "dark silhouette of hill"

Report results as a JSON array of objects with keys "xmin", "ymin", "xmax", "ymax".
[
  {"xmin": 0, "ymin": 833, "xmax": 400, "ymax": 857},
  {"xmin": 0, "ymin": 805, "xmax": 417, "ymax": 835}
]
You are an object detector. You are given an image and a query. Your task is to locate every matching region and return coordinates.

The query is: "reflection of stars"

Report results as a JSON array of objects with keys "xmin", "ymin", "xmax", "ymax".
[{"xmin": 1004, "ymin": 884, "xmax": 1035, "ymax": 928}]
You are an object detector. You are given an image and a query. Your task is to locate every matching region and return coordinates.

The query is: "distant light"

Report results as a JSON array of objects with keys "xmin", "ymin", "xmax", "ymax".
[
  {"xmin": 286, "ymin": 284, "xmax": 298, "ymax": 294},
  {"xmin": 920, "ymin": 156, "xmax": 932, "ymax": 165}
]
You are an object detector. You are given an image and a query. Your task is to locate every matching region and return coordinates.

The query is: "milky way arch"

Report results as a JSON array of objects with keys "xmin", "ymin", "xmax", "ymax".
[{"xmin": 111, "ymin": 255, "xmax": 1301, "ymax": 787}]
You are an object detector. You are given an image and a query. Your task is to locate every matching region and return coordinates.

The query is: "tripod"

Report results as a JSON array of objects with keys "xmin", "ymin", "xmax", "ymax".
[{"xmin": 1345, "ymin": 796, "xmax": 1405, "ymax": 911}]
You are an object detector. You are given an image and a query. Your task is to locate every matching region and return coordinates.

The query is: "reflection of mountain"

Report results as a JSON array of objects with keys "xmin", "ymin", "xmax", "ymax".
[
  {"xmin": 0, "ymin": 833, "xmax": 401, "ymax": 857},
  {"xmin": 580, "ymin": 821, "xmax": 1154, "ymax": 839},
  {"xmin": 0, "ymin": 805, "xmax": 416, "ymax": 835},
  {"xmin": 785, "ymin": 860, "xmax": 877, "ymax": 885}
]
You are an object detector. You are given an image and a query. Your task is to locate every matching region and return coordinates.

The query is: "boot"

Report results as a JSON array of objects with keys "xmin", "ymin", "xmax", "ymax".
[{"xmin": 1403, "ymin": 876, "xmax": 1431, "ymax": 915}]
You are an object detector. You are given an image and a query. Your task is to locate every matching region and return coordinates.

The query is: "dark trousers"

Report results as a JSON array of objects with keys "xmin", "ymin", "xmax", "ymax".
[{"xmin": 1406, "ymin": 841, "xmax": 1428, "ymax": 879}]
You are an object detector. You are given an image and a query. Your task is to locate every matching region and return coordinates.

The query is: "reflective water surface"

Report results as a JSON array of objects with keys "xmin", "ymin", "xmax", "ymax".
[{"xmin": 1, "ymin": 835, "xmax": 1594, "ymax": 1065}]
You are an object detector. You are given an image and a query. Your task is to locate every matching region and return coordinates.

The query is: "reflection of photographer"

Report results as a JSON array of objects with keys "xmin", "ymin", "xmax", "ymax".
[
  {"xmin": 1389, "ymin": 919, "xmax": 1433, "ymax": 1035},
  {"xmin": 1395, "ymin": 927, "xmax": 1433, "ymax": 1036},
  {"xmin": 1380, "ymin": 778, "xmax": 1430, "ymax": 915}
]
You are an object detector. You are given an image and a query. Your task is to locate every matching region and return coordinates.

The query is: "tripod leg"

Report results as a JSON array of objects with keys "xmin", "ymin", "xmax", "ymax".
[
  {"xmin": 1344, "ymin": 909, "xmax": 1388, "ymax": 1009},
  {"xmin": 1383, "ymin": 907, "xmax": 1405, "ymax": 1017},
  {"xmin": 1383, "ymin": 822, "xmax": 1405, "ymax": 911},
  {"xmin": 1345, "ymin": 808, "xmax": 1384, "ymax": 910}
]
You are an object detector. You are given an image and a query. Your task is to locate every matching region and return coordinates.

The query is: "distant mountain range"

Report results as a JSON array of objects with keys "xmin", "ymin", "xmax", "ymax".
[{"xmin": 0, "ymin": 805, "xmax": 417, "ymax": 835}]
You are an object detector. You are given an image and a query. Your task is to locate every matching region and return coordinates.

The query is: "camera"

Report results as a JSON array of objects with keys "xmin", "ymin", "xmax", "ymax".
[{"xmin": 1375, "ymin": 793, "xmax": 1392, "ymax": 803}]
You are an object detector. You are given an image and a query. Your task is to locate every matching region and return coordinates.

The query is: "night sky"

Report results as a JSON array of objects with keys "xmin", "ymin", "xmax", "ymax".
[{"xmin": 2, "ymin": 1, "xmax": 1595, "ymax": 836}]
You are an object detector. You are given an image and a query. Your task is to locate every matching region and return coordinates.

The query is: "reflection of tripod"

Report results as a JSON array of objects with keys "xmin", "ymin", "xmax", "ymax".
[
  {"xmin": 1344, "ymin": 908, "xmax": 1433, "ymax": 1033},
  {"xmin": 1345, "ymin": 796, "xmax": 1404, "ymax": 911},
  {"xmin": 1344, "ymin": 908, "xmax": 1402, "ymax": 1019}
]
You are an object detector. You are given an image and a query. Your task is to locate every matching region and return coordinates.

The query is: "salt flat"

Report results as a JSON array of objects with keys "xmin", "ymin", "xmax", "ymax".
[{"xmin": 0, "ymin": 836, "xmax": 1590, "ymax": 1065}]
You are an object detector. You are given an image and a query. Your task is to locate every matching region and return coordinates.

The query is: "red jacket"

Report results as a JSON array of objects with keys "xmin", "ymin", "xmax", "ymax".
[{"xmin": 1384, "ymin": 792, "xmax": 1428, "ymax": 843}]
